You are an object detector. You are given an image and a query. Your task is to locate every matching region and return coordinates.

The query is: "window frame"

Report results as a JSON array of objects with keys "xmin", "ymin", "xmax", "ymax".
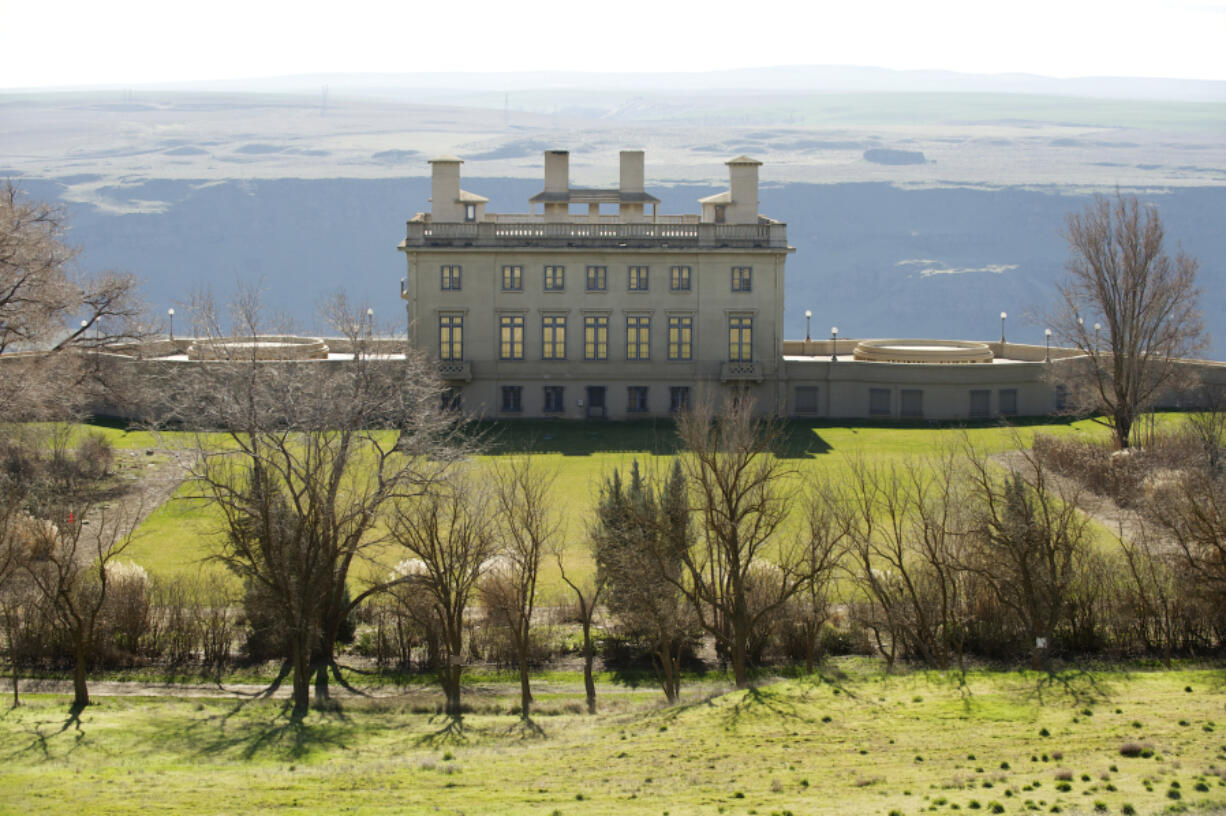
[
  {"xmin": 541, "ymin": 314, "xmax": 567, "ymax": 360},
  {"xmin": 669, "ymin": 386, "xmax": 691, "ymax": 413},
  {"xmin": 669, "ymin": 265, "xmax": 692, "ymax": 292},
  {"xmin": 498, "ymin": 314, "xmax": 525, "ymax": 361},
  {"xmin": 900, "ymin": 389, "xmax": 924, "ymax": 419},
  {"xmin": 440, "ymin": 265, "xmax": 462, "ymax": 291},
  {"xmin": 544, "ymin": 264, "xmax": 565, "ymax": 292},
  {"xmin": 626, "ymin": 314, "xmax": 651, "ymax": 361},
  {"xmin": 501, "ymin": 264, "xmax": 523, "ymax": 292},
  {"xmin": 500, "ymin": 385, "xmax": 523, "ymax": 413},
  {"xmin": 869, "ymin": 388, "xmax": 892, "ymax": 417},
  {"xmin": 584, "ymin": 314, "xmax": 609, "ymax": 361},
  {"xmin": 543, "ymin": 385, "xmax": 565, "ymax": 414},
  {"xmin": 731, "ymin": 266, "xmax": 753, "ymax": 292},
  {"xmin": 585, "ymin": 265, "xmax": 607, "ymax": 292},
  {"xmin": 438, "ymin": 313, "xmax": 464, "ymax": 361},
  {"xmin": 628, "ymin": 265, "xmax": 650, "ymax": 292},
  {"xmin": 794, "ymin": 385, "xmax": 819, "ymax": 415},
  {"xmin": 667, "ymin": 314, "xmax": 693, "ymax": 361},
  {"xmin": 728, "ymin": 315, "xmax": 753, "ymax": 363},
  {"xmin": 627, "ymin": 386, "xmax": 649, "ymax": 414},
  {"xmin": 969, "ymin": 389, "xmax": 990, "ymax": 419}
]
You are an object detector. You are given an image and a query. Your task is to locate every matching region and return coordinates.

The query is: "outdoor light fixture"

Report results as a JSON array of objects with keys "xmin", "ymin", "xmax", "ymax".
[
  {"xmin": 831, "ymin": 326, "xmax": 839, "ymax": 362},
  {"xmin": 1000, "ymin": 311, "xmax": 1007, "ymax": 344},
  {"xmin": 804, "ymin": 309, "xmax": 812, "ymax": 343},
  {"xmin": 168, "ymin": 307, "xmax": 175, "ymax": 341},
  {"xmin": 1045, "ymin": 328, "xmax": 1052, "ymax": 362},
  {"xmin": 1094, "ymin": 322, "xmax": 1102, "ymax": 353}
]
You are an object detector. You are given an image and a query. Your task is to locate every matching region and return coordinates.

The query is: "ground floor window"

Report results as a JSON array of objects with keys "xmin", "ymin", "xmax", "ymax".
[
  {"xmin": 869, "ymin": 388, "xmax": 891, "ymax": 417},
  {"xmin": 543, "ymin": 385, "xmax": 565, "ymax": 413},
  {"xmin": 500, "ymin": 385, "xmax": 523, "ymax": 413},
  {"xmin": 627, "ymin": 386, "xmax": 649, "ymax": 413},
  {"xmin": 900, "ymin": 389, "xmax": 924, "ymax": 418},
  {"xmin": 999, "ymin": 388, "xmax": 1018, "ymax": 416},
  {"xmin": 794, "ymin": 386, "xmax": 819, "ymax": 414},
  {"xmin": 669, "ymin": 386, "xmax": 691, "ymax": 413},
  {"xmin": 440, "ymin": 387, "xmax": 462, "ymax": 412},
  {"xmin": 969, "ymin": 389, "xmax": 990, "ymax": 418}
]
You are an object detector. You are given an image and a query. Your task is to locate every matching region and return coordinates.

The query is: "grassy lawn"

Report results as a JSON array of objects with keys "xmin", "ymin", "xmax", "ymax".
[{"xmin": 1, "ymin": 664, "xmax": 1224, "ymax": 815}]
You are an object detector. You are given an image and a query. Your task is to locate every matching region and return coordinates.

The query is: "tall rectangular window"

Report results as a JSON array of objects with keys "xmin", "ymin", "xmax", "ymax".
[
  {"xmin": 544, "ymin": 265, "xmax": 565, "ymax": 291},
  {"xmin": 731, "ymin": 266, "xmax": 752, "ymax": 292},
  {"xmin": 543, "ymin": 385, "xmax": 565, "ymax": 413},
  {"xmin": 626, "ymin": 315, "xmax": 651, "ymax": 360},
  {"xmin": 499, "ymin": 314, "xmax": 524, "ymax": 360},
  {"xmin": 584, "ymin": 315, "xmax": 608, "ymax": 361},
  {"xmin": 869, "ymin": 388, "xmax": 891, "ymax": 417},
  {"xmin": 500, "ymin": 386, "xmax": 522, "ymax": 413},
  {"xmin": 541, "ymin": 315, "xmax": 566, "ymax": 360},
  {"xmin": 999, "ymin": 388, "xmax": 1019, "ymax": 416},
  {"xmin": 900, "ymin": 389, "xmax": 924, "ymax": 418},
  {"xmin": 501, "ymin": 265, "xmax": 522, "ymax": 291},
  {"xmin": 438, "ymin": 314, "xmax": 463, "ymax": 361},
  {"xmin": 668, "ymin": 315, "xmax": 693, "ymax": 361},
  {"xmin": 440, "ymin": 265, "xmax": 462, "ymax": 290},
  {"xmin": 627, "ymin": 386, "xmax": 649, "ymax": 413},
  {"xmin": 628, "ymin": 265, "xmax": 649, "ymax": 291},
  {"xmin": 670, "ymin": 265, "xmax": 691, "ymax": 291},
  {"xmin": 586, "ymin": 265, "xmax": 607, "ymax": 291},
  {"xmin": 441, "ymin": 387, "xmax": 462, "ymax": 413},
  {"xmin": 669, "ymin": 386, "xmax": 691, "ymax": 413},
  {"xmin": 969, "ymin": 390, "xmax": 990, "ymax": 419},
  {"xmin": 728, "ymin": 315, "xmax": 753, "ymax": 362},
  {"xmin": 794, "ymin": 386, "xmax": 819, "ymax": 414}
]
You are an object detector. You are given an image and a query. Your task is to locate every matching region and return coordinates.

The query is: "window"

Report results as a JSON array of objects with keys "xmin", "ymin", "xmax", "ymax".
[
  {"xmin": 900, "ymin": 389, "xmax": 924, "ymax": 418},
  {"xmin": 626, "ymin": 315, "xmax": 651, "ymax": 360},
  {"xmin": 499, "ymin": 314, "xmax": 524, "ymax": 360},
  {"xmin": 464, "ymin": 203, "xmax": 477, "ymax": 223},
  {"xmin": 669, "ymin": 386, "xmax": 691, "ymax": 413},
  {"xmin": 543, "ymin": 385, "xmax": 565, "ymax": 413},
  {"xmin": 628, "ymin": 265, "xmax": 649, "ymax": 291},
  {"xmin": 794, "ymin": 386, "xmax": 819, "ymax": 414},
  {"xmin": 728, "ymin": 315, "xmax": 753, "ymax": 362},
  {"xmin": 627, "ymin": 386, "xmax": 649, "ymax": 413},
  {"xmin": 541, "ymin": 315, "xmax": 566, "ymax": 360},
  {"xmin": 999, "ymin": 388, "xmax": 1019, "ymax": 416},
  {"xmin": 668, "ymin": 315, "xmax": 693, "ymax": 361},
  {"xmin": 584, "ymin": 315, "xmax": 608, "ymax": 361},
  {"xmin": 869, "ymin": 388, "xmax": 891, "ymax": 417},
  {"xmin": 440, "ymin": 265, "xmax": 461, "ymax": 290},
  {"xmin": 500, "ymin": 386, "xmax": 522, "ymax": 413},
  {"xmin": 440, "ymin": 387, "xmax": 462, "ymax": 413},
  {"xmin": 1055, "ymin": 384, "xmax": 1068, "ymax": 411},
  {"xmin": 586, "ymin": 265, "xmax": 607, "ymax": 291},
  {"xmin": 714, "ymin": 204, "xmax": 726, "ymax": 223},
  {"xmin": 670, "ymin": 265, "xmax": 691, "ymax": 291},
  {"xmin": 544, "ymin": 265, "xmax": 565, "ymax": 291},
  {"xmin": 731, "ymin": 266, "xmax": 753, "ymax": 292},
  {"xmin": 501, "ymin": 265, "xmax": 522, "ymax": 291},
  {"xmin": 969, "ymin": 389, "xmax": 990, "ymax": 419},
  {"xmin": 438, "ymin": 314, "xmax": 463, "ymax": 361}
]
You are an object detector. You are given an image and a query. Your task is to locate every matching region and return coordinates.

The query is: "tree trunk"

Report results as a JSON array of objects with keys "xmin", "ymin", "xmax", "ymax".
[
  {"xmin": 290, "ymin": 633, "xmax": 311, "ymax": 717},
  {"xmin": 313, "ymin": 659, "xmax": 330, "ymax": 702},
  {"xmin": 581, "ymin": 618, "xmax": 596, "ymax": 715},
  {"xmin": 731, "ymin": 629, "xmax": 749, "ymax": 689},
  {"xmin": 443, "ymin": 665, "xmax": 462, "ymax": 717},
  {"xmin": 518, "ymin": 659, "xmax": 532, "ymax": 719},
  {"xmin": 71, "ymin": 635, "xmax": 89, "ymax": 708}
]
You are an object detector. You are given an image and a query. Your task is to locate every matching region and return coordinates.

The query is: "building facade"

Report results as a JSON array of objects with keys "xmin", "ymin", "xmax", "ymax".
[{"xmin": 399, "ymin": 150, "xmax": 792, "ymax": 419}]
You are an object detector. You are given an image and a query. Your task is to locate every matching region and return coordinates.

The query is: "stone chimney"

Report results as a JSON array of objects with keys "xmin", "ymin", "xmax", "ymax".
[
  {"xmin": 726, "ymin": 155, "xmax": 762, "ymax": 225},
  {"xmin": 429, "ymin": 155, "xmax": 464, "ymax": 222},
  {"xmin": 618, "ymin": 150, "xmax": 645, "ymax": 221},
  {"xmin": 542, "ymin": 150, "xmax": 569, "ymax": 221}
]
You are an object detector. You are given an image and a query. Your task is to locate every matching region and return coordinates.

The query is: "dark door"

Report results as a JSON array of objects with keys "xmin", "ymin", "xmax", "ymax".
[{"xmin": 586, "ymin": 386, "xmax": 606, "ymax": 419}]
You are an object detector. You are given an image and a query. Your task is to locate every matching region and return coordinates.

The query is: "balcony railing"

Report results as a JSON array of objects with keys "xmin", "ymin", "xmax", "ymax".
[
  {"xmin": 436, "ymin": 359, "xmax": 472, "ymax": 382},
  {"xmin": 403, "ymin": 218, "xmax": 788, "ymax": 249},
  {"xmin": 720, "ymin": 360, "xmax": 763, "ymax": 382}
]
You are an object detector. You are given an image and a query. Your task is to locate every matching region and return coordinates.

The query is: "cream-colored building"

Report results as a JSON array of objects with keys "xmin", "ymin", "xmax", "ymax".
[{"xmin": 399, "ymin": 150, "xmax": 791, "ymax": 419}]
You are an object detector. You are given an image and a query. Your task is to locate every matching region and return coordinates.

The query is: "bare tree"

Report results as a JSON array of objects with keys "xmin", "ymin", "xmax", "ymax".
[
  {"xmin": 1120, "ymin": 523, "xmax": 1182, "ymax": 669},
  {"xmin": 390, "ymin": 469, "xmax": 496, "ymax": 717},
  {"xmin": 672, "ymin": 398, "xmax": 824, "ymax": 688},
  {"xmin": 554, "ymin": 546, "xmax": 603, "ymax": 714},
  {"xmin": 481, "ymin": 455, "xmax": 559, "ymax": 719},
  {"xmin": 1053, "ymin": 192, "xmax": 1205, "ymax": 450}
]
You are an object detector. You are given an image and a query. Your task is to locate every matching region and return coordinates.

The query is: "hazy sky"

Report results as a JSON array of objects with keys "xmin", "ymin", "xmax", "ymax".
[{"xmin": 3, "ymin": 0, "xmax": 1225, "ymax": 89}]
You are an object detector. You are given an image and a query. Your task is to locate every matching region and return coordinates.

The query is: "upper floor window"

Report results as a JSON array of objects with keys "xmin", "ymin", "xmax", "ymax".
[
  {"xmin": 670, "ymin": 265, "xmax": 691, "ymax": 291},
  {"xmin": 731, "ymin": 266, "xmax": 752, "ymax": 292},
  {"xmin": 499, "ymin": 314, "xmax": 524, "ymax": 360},
  {"xmin": 628, "ymin": 266, "xmax": 649, "ymax": 292},
  {"xmin": 626, "ymin": 315, "xmax": 651, "ymax": 360},
  {"xmin": 544, "ymin": 265, "xmax": 565, "ymax": 291},
  {"xmin": 714, "ymin": 205, "xmax": 726, "ymax": 223},
  {"xmin": 438, "ymin": 314, "xmax": 463, "ymax": 361},
  {"xmin": 668, "ymin": 315, "xmax": 693, "ymax": 361},
  {"xmin": 728, "ymin": 315, "xmax": 753, "ymax": 362},
  {"xmin": 586, "ymin": 265, "xmax": 607, "ymax": 291},
  {"xmin": 584, "ymin": 315, "xmax": 608, "ymax": 361},
  {"xmin": 440, "ymin": 265, "xmax": 462, "ymax": 291},
  {"xmin": 541, "ymin": 315, "xmax": 566, "ymax": 360},
  {"xmin": 501, "ymin": 265, "xmax": 522, "ymax": 291},
  {"xmin": 464, "ymin": 203, "xmax": 477, "ymax": 223}
]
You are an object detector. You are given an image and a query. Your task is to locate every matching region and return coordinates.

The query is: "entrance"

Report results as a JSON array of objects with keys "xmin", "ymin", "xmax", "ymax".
[{"xmin": 585, "ymin": 386, "xmax": 606, "ymax": 419}]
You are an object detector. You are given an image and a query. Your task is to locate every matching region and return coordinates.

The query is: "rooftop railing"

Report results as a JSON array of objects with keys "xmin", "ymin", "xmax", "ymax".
[{"xmin": 403, "ymin": 216, "xmax": 788, "ymax": 249}]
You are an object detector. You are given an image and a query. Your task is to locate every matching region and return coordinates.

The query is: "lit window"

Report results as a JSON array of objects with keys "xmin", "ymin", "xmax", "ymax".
[
  {"xmin": 544, "ymin": 265, "xmax": 565, "ymax": 291},
  {"xmin": 670, "ymin": 266, "xmax": 691, "ymax": 291},
  {"xmin": 628, "ymin": 266, "xmax": 649, "ymax": 291},
  {"xmin": 438, "ymin": 314, "xmax": 463, "ymax": 361},
  {"xmin": 731, "ymin": 266, "xmax": 752, "ymax": 292},
  {"xmin": 669, "ymin": 386, "xmax": 690, "ymax": 413},
  {"xmin": 626, "ymin": 315, "xmax": 651, "ymax": 360},
  {"xmin": 869, "ymin": 388, "xmax": 891, "ymax": 417},
  {"xmin": 543, "ymin": 386, "xmax": 565, "ymax": 413},
  {"xmin": 499, "ymin": 314, "xmax": 524, "ymax": 360},
  {"xmin": 584, "ymin": 315, "xmax": 608, "ymax": 361},
  {"xmin": 900, "ymin": 389, "xmax": 923, "ymax": 418},
  {"xmin": 542, "ymin": 315, "xmax": 566, "ymax": 360},
  {"xmin": 500, "ymin": 386, "xmax": 522, "ymax": 413},
  {"xmin": 794, "ymin": 386, "xmax": 818, "ymax": 414},
  {"xmin": 627, "ymin": 386, "xmax": 649, "ymax": 413},
  {"xmin": 728, "ymin": 315, "xmax": 752, "ymax": 362},
  {"xmin": 668, "ymin": 315, "xmax": 692, "ymax": 361},
  {"xmin": 501, "ymin": 265, "xmax": 522, "ymax": 291},
  {"xmin": 440, "ymin": 265, "xmax": 462, "ymax": 290},
  {"xmin": 586, "ymin": 265, "xmax": 607, "ymax": 291}
]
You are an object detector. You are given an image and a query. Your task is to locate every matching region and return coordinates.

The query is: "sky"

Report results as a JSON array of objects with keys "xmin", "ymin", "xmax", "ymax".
[{"xmin": 2, "ymin": 0, "xmax": 1225, "ymax": 89}]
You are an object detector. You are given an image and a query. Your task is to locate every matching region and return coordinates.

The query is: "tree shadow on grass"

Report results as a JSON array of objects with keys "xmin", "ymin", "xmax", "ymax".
[
  {"xmin": 181, "ymin": 699, "xmax": 351, "ymax": 761},
  {"xmin": 1026, "ymin": 668, "xmax": 1116, "ymax": 707},
  {"xmin": 414, "ymin": 714, "xmax": 469, "ymax": 748},
  {"xmin": 7, "ymin": 700, "xmax": 90, "ymax": 761},
  {"xmin": 723, "ymin": 684, "xmax": 802, "ymax": 730}
]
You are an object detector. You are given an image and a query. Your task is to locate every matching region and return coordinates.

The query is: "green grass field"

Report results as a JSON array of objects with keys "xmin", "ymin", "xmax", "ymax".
[{"xmin": 2, "ymin": 664, "xmax": 1224, "ymax": 815}]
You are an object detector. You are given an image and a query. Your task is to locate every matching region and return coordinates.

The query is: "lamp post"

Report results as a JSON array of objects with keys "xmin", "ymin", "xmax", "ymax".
[
  {"xmin": 1094, "ymin": 322, "xmax": 1101, "ymax": 354},
  {"xmin": 168, "ymin": 307, "xmax": 175, "ymax": 341},
  {"xmin": 366, "ymin": 307, "xmax": 374, "ymax": 340},
  {"xmin": 804, "ymin": 309, "xmax": 812, "ymax": 343},
  {"xmin": 1045, "ymin": 328, "xmax": 1052, "ymax": 363},
  {"xmin": 831, "ymin": 326, "xmax": 839, "ymax": 362},
  {"xmin": 1000, "ymin": 311, "xmax": 1007, "ymax": 344}
]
